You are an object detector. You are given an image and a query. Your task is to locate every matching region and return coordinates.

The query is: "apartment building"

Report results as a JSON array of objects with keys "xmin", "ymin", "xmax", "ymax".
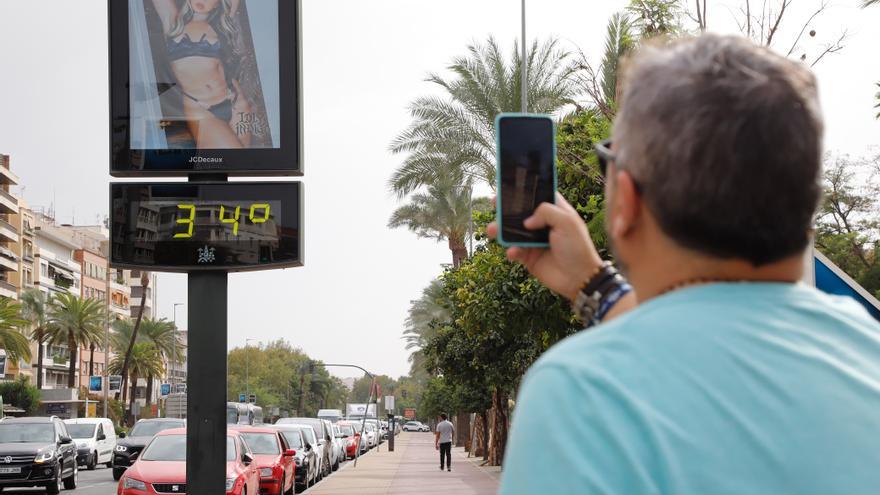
[
  {"xmin": 33, "ymin": 221, "xmax": 82, "ymax": 389},
  {"xmin": 0, "ymin": 155, "xmax": 20, "ymax": 300}
]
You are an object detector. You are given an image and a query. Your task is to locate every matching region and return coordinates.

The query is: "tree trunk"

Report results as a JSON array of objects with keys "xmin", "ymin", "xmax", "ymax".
[
  {"xmin": 128, "ymin": 371, "xmax": 139, "ymax": 425},
  {"xmin": 118, "ymin": 273, "xmax": 150, "ymax": 401},
  {"xmin": 145, "ymin": 373, "xmax": 154, "ymax": 411},
  {"xmin": 471, "ymin": 411, "xmax": 488, "ymax": 460},
  {"xmin": 88, "ymin": 343, "xmax": 95, "ymax": 377},
  {"xmin": 448, "ymin": 238, "xmax": 468, "ymax": 269},
  {"xmin": 35, "ymin": 333, "xmax": 44, "ymax": 389},
  {"xmin": 67, "ymin": 335, "xmax": 78, "ymax": 389},
  {"xmin": 488, "ymin": 388, "xmax": 509, "ymax": 467}
]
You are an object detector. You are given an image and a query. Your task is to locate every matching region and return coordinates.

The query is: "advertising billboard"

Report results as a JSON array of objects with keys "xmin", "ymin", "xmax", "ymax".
[
  {"xmin": 109, "ymin": 0, "xmax": 302, "ymax": 176},
  {"xmin": 89, "ymin": 376, "xmax": 103, "ymax": 393}
]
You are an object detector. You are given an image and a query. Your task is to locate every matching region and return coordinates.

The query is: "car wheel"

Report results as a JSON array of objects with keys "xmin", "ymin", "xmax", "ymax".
[
  {"xmin": 63, "ymin": 464, "xmax": 78, "ymax": 489},
  {"xmin": 45, "ymin": 464, "xmax": 62, "ymax": 495},
  {"xmin": 112, "ymin": 467, "xmax": 125, "ymax": 481},
  {"xmin": 105, "ymin": 461, "xmax": 113, "ymax": 468},
  {"xmin": 87, "ymin": 452, "xmax": 97, "ymax": 471}
]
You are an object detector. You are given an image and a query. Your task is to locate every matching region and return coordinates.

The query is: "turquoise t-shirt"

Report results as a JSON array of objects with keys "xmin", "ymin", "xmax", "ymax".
[{"xmin": 500, "ymin": 283, "xmax": 880, "ymax": 495}]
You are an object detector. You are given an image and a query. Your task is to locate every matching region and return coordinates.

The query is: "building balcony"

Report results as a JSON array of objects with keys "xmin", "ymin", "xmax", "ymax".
[
  {"xmin": 0, "ymin": 166, "xmax": 18, "ymax": 186},
  {"xmin": 0, "ymin": 218, "xmax": 18, "ymax": 244},
  {"xmin": 0, "ymin": 190, "xmax": 17, "ymax": 215},
  {"xmin": 0, "ymin": 249, "xmax": 17, "ymax": 272},
  {"xmin": 0, "ymin": 279, "xmax": 16, "ymax": 299}
]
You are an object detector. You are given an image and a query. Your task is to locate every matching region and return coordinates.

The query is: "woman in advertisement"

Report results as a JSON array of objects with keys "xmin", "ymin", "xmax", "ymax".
[{"xmin": 150, "ymin": 0, "xmax": 254, "ymax": 148}]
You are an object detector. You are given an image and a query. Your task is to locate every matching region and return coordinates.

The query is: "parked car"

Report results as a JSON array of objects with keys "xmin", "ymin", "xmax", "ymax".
[
  {"xmin": 339, "ymin": 421, "xmax": 368, "ymax": 455},
  {"xmin": 116, "ymin": 427, "xmax": 260, "ymax": 495},
  {"xmin": 112, "ymin": 417, "xmax": 185, "ymax": 481},
  {"xmin": 64, "ymin": 417, "xmax": 116, "ymax": 470},
  {"xmin": 288, "ymin": 425, "xmax": 324, "ymax": 482},
  {"xmin": 402, "ymin": 421, "xmax": 429, "ymax": 432},
  {"xmin": 276, "ymin": 418, "xmax": 336, "ymax": 475},
  {"xmin": 272, "ymin": 425, "xmax": 317, "ymax": 492},
  {"xmin": 233, "ymin": 426, "xmax": 296, "ymax": 495},
  {"xmin": 363, "ymin": 422, "xmax": 378, "ymax": 448},
  {"xmin": 0, "ymin": 416, "xmax": 78, "ymax": 494},
  {"xmin": 335, "ymin": 423, "xmax": 359, "ymax": 459},
  {"xmin": 330, "ymin": 425, "xmax": 344, "ymax": 465}
]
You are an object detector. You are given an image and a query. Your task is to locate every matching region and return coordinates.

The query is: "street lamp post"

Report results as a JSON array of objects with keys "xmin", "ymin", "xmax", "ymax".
[
  {"xmin": 171, "ymin": 303, "xmax": 184, "ymax": 392},
  {"xmin": 314, "ymin": 362, "xmax": 375, "ymax": 467}
]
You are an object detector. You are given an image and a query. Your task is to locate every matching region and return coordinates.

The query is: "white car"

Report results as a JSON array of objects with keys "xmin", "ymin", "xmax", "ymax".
[
  {"xmin": 402, "ymin": 421, "xmax": 429, "ymax": 432},
  {"xmin": 64, "ymin": 417, "xmax": 117, "ymax": 470},
  {"xmin": 364, "ymin": 422, "xmax": 378, "ymax": 448}
]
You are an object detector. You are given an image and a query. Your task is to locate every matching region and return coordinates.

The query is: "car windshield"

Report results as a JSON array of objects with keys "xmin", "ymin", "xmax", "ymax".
[
  {"xmin": 348, "ymin": 424, "xmax": 363, "ymax": 433},
  {"xmin": 0, "ymin": 424, "xmax": 54, "ymax": 443},
  {"xmin": 279, "ymin": 431, "xmax": 302, "ymax": 448},
  {"xmin": 130, "ymin": 421, "xmax": 183, "ymax": 437},
  {"xmin": 338, "ymin": 425, "xmax": 354, "ymax": 436},
  {"xmin": 142, "ymin": 435, "xmax": 186, "ymax": 461},
  {"xmin": 65, "ymin": 424, "xmax": 97, "ymax": 439},
  {"xmin": 240, "ymin": 433, "xmax": 279, "ymax": 455}
]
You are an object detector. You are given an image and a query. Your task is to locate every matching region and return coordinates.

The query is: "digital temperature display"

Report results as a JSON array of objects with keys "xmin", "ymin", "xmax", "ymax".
[{"xmin": 110, "ymin": 183, "xmax": 302, "ymax": 271}]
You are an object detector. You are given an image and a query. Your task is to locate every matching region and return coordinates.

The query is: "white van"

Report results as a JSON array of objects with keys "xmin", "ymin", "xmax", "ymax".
[
  {"xmin": 63, "ymin": 417, "xmax": 117, "ymax": 470},
  {"xmin": 317, "ymin": 409, "xmax": 343, "ymax": 423}
]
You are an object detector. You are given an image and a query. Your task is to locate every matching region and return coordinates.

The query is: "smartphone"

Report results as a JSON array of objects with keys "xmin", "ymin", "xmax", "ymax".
[{"xmin": 495, "ymin": 113, "xmax": 557, "ymax": 247}]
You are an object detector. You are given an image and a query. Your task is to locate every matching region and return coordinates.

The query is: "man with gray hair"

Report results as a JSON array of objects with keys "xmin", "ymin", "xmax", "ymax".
[{"xmin": 492, "ymin": 34, "xmax": 880, "ymax": 494}]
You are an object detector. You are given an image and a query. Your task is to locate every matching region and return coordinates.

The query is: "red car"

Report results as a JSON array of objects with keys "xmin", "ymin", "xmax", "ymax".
[
  {"xmin": 231, "ymin": 426, "xmax": 296, "ymax": 495},
  {"xmin": 336, "ymin": 422, "xmax": 362, "ymax": 459},
  {"xmin": 116, "ymin": 428, "xmax": 260, "ymax": 495}
]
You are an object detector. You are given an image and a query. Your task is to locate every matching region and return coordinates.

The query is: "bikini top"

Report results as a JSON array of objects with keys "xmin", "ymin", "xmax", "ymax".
[{"xmin": 167, "ymin": 32, "xmax": 224, "ymax": 62}]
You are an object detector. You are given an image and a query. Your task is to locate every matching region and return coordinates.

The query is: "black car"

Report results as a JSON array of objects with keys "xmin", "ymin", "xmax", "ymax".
[
  {"xmin": 112, "ymin": 417, "xmax": 185, "ymax": 481},
  {"xmin": 272, "ymin": 425, "xmax": 317, "ymax": 492},
  {"xmin": 0, "ymin": 416, "xmax": 78, "ymax": 494}
]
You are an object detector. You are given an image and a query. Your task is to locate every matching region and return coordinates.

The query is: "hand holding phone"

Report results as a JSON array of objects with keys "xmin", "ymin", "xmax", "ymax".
[{"xmin": 495, "ymin": 114, "xmax": 557, "ymax": 247}]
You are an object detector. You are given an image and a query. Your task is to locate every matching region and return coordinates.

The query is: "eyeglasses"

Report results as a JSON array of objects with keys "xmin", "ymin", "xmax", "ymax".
[
  {"xmin": 593, "ymin": 139, "xmax": 615, "ymax": 177},
  {"xmin": 593, "ymin": 139, "xmax": 643, "ymax": 193}
]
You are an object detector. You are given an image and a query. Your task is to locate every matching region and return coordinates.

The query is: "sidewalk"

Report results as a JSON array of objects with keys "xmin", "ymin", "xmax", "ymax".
[{"xmin": 307, "ymin": 432, "xmax": 500, "ymax": 495}]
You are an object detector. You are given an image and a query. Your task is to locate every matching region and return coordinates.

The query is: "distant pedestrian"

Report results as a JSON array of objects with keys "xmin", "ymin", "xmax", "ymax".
[{"xmin": 434, "ymin": 413, "xmax": 454, "ymax": 471}]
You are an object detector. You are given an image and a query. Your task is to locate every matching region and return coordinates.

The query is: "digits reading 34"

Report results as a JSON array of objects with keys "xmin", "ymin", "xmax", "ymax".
[{"xmin": 173, "ymin": 203, "xmax": 272, "ymax": 239}]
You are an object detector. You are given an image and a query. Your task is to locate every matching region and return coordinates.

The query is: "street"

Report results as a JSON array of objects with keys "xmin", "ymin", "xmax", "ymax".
[{"xmin": 1, "ymin": 465, "xmax": 118, "ymax": 495}]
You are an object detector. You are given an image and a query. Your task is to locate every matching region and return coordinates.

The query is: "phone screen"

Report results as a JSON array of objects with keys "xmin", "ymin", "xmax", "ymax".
[{"xmin": 498, "ymin": 116, "xmax": 555, "ymax": 244}]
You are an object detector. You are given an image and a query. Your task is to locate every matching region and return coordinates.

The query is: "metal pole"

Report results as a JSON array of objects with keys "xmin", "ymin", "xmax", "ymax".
[
  {"xmin": 521, "ymin": 0, "xmax": 528, "ymax": 113},
  {"xmin": 245, "ymin": 341, "xmax": 249, "ymax": 401},
  {"xmin": 356, "ymin": 377, "xmax": 375, "ymax": 468},
  {"xmin": 103, "ymin": 269, "xmax": 110, "ymax": 419},
  {"xmin": 186, "ymin": 271, "xmax": 228, "ymax": 494},
  {"xmin": 172, "ymin": 303, "xmax": 183, "ymax": 392}
]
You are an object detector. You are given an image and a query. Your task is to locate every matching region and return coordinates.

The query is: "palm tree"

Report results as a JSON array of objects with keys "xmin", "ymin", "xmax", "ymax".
[
  {"xmin": 108, "ymin": 342, "xmax": 163, "ymax": 421},
  {"xmin": 118, "ymin": 272, "xmax": 150, "ymax": 403},
  {"xmin": 574, "ymin": 12, "xmax": 635, "ymax": 119},
  {"xmin": 0, "ymin": 298, "xmax": 32, "ymax": 364},
  {"xmin": 390, "ymin": 37, "xmax": 577, "ymax": 196},
  {"xmin": 47, "ymin": 293, "xmax": 105, "ymax": 388},
  {"xmin": 138, "ymin": 318, "xmax": 180, "ymax": 410},
  {"xmin": 402, "ymin": 280, "xmax": 448, "ymax": 356},
  {"xmin": 388, "ymin": 178, "xmax": 489, "ymax": 268},
  {"xmin": 864, "ymin": 0, "xmax": 878, "ymax": 6},
  {"xmin": 20, "ymin": 290, "xmax": 52, "ymax": 388}
]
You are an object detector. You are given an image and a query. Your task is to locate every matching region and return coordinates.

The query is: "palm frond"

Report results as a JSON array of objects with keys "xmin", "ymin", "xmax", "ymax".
[{"xmin": 600, "ymin": 13, "xmax": 635, "ymax": 106}]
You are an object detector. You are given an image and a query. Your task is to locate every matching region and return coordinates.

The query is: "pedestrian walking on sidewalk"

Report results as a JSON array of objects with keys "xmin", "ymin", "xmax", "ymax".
[{"xmin": 434, "ymin": 413, "xmax": 454, "ymax": 471}]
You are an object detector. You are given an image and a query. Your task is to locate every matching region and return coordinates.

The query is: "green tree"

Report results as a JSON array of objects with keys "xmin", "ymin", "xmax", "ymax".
[
  {"xmin": 0, "ymin": 297, "xmax": 31, "ymax": 365},
  {"xmin": 47, "ymin": 293, "xmax": 105, "ymax": 388},
  {"xmin": 138, "ymin": 318, "xmax": 180, "ymax": 411},
  {"xmin": 389, "ymin": 178, "xmax": 488, "ymax": 268},
  {"xmin": 20, "ymin": 290, "xmax": 52, "ymax": 389},
  {"xmin": 390, "ymin": 37, "xmax": 577, "ymax": 196},
  {"xmin": 815, "ymin": 155, "xmax": 880, "ymax": 298},
  {"xmin": 108, "ymin": 342, "xmax": 163, "ymax": 419},
  {"xmin": 0, "ymin": 376, "xmax": 41, "ymax": 415}
]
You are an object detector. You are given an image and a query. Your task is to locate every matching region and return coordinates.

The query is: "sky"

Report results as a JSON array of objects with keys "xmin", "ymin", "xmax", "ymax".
[{"xmin": 0, "ymin": 0, "xmax": 878, "ymax": 380}]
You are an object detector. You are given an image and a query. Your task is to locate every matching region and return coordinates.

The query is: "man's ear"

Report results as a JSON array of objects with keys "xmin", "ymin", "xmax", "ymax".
[{"xmin": 609, "ymin": 170, "xmax": 642, "ymax": 240}]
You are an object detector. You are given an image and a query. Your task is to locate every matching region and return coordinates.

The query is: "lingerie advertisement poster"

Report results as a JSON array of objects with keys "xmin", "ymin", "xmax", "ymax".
[{"xmin": 109, "ymin": 0, "xmax": 301, "ymax": 175}]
